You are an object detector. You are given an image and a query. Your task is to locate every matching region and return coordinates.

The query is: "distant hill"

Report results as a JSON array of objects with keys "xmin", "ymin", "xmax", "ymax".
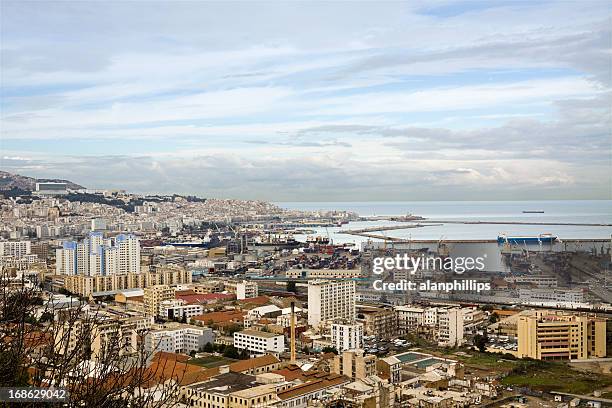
[{"xmin": 0, "ymin": 171, "xmax": 85, "ymax": 191}]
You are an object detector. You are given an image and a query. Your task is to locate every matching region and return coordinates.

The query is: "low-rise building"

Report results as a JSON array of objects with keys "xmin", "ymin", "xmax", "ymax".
[
  {"xmin": 331, "ymin": 321, "xmax": 363, "ymax": 352},
  {"xmin": 145, "ymin": 324, "xmax": 214, "ymax": 354},
  {"xmin": 233, "ymin": 329, "xmax": 285, "ymax": 356}
]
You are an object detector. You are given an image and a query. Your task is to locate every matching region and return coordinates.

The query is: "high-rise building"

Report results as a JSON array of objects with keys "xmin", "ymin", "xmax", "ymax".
[
  {"xmin": 55, "ymin": 232, "xmax": 140, "ymax": 276},
  {"xmin": 517, "ymin": 310, "xmax": 606, "ymax": 360},
  {"xmin": 307, "ymin": 280, "xmax": 355, "ymax": 327}
]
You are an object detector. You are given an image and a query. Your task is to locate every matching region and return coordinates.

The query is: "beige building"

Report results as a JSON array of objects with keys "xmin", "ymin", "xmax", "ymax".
[
  {"xmin": 308, "ymin": 280, "xmax": 356, "ymax": 328},
  {"xmin": 192, "ymin": 280, "xmax": 225, "ymax": 294},
  {"xmin": 54, "ymin": 315, "xmax": 153, "ymax": 360},
  {"xmin": 144, "ymin": 285, "xmax": 174, "ymax": 316},
  {"xmin": 517, "ymin": 310, "xmax": 606, "ymax": 360},
  {"xmin": 62, "ymin": 267, "xmax": 191, "ymax": 297},
  {"xmin": 356, "ymin": 306, "xmax": 398, "ymax": 339},
  {"xmin": 332, "ymin": 349, "xmax": 377, "ymax": 381},
  {"xmin": 183, "ymin": 372, "xmax": 281, "ymax": 408}
]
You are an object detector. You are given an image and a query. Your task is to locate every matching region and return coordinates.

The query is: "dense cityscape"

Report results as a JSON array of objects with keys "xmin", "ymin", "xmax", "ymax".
[
  {"xmin": 2, "ymin": 0, "xmax": 611, "ymax": 406},
  {"xmin": 1, "ymin": 174, "xmax": 611, "ymax": 407}
]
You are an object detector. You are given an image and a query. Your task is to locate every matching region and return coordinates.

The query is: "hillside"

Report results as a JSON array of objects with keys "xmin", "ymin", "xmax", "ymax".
[{"xmin": 0, "ymin": 171, "xmax": 85, "ymax": 191}]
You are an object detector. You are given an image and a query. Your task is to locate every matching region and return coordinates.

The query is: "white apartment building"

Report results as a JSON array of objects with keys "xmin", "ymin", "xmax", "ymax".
[
  {"xmin": 235, "ymin": 280, "xmax": 258, "ymax": 300},
  {"xmin": 438, "ymin": 308, "xmax": 464, "ymax": 347},
  {"xmin": 233, "ymin": 330, "xmax": 285, "ymax": 356},
  {"xmin": 0, "ymin": 241, "xmax": 31, "ymax": 258},
  {"xmin": 159, "ymin": 299, "xmax": 204, "ymax": 319},
  {"xmin": 518, "ymin": 288, "xmax": 584, "ymax": 304},
  {"xmin": 331, "ymin": 321, "xmax": 363, "ymax": 352},
  {"xmin": 308, "ymin": 280, "xmax": 356, "ymax": 327},
  {"xmin": 56, "ymin": 232, "xmax": 140, "ymax": 276},
  {"xmin": 145, "ymin": 325, "xmax": 214, "ymax": 354},
  {"xmin": 506, "ymin": 275, "xmax": 557, "ymax": 288}
]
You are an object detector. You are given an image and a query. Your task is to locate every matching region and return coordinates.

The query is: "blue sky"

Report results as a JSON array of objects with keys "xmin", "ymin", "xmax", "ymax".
[{"xmin": 1, "ymin": 1, "xmax": 610, "ymax": 200}]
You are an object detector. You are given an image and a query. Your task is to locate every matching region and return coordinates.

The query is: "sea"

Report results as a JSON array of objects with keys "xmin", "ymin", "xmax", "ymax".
[{"xmin": 277, "ymin": 200, "xmax": 612, "ymax": 245}]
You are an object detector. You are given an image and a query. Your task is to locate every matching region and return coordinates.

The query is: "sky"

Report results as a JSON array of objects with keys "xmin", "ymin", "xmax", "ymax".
[{"xmin": 1, "ymin": 1, "xmax": 611, "ymax": 201}]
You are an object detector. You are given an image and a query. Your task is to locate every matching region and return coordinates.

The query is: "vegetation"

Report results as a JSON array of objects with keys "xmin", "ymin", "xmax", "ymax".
[
  {"xmin": 0, "ymin": 270, "xmax": 184, "ymax": 407},
  {"xmin": 188, "ymin": 355, "xmax": 237, "ymax": 368},
  {"xmin": 501, "ymin": 359, "xmax": 612, "ymax": 394},
  {"xmin": 321, "ymin": 346, "xmax": 338, "ymax": 355},
  {"xmin": 286, "ymin": 281, "xmax": 297, "ymax": 293},
  {"xmin": 473, "ymin": 333, "xmax": 488, "ymax": 352}
]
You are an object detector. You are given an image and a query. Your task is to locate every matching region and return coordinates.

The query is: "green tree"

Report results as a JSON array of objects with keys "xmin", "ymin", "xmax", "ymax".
[
  {"xmin": 203, "ymin": 342, "xmax": 214, "ymax": 353},
  {"xmin": 286, "ymin": 281, "xmax": 297, "ymax": 293},
  {"xmin": 473, "ymin": 333, "xmax": 489, "ymax": 352},
  {"xmin": 223, "ymin": 346, "xmax": 240, "ymax": 359},
  {"xmin": 321, "ymin": 346, "xmax": 338, "ymax": 355}
]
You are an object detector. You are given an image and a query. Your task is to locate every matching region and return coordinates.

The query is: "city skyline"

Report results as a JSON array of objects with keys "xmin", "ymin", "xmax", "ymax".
[{"xmin": 1, "ymin": 1, "xmax": 611, "ymax": 201}]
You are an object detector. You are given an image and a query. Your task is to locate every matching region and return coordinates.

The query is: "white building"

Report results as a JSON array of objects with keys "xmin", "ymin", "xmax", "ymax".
[
  {"xmin": 35, "ymin": 182, "xmax": 67, "ymax": 196},
  {"xmin": 308, "ymin": 280, "xmax": 356, "ymax": 328},
  {"xmin": 331, "ymin": 321, "xmax": 363, "ymax": 352},
  {"xmin": 438, "ymin": 308, "xmax": 464, "ymax": 347},
  {"xmin": 56, "ymin": 232, "xmax": 140, "ymax": 276},
  {"xmin": 158, "ymin": 299, "xmax": 204, "ymax": 320},
  {"xmin": 233, "ymin": 330, "xmax": 285, "ymax": 356},
  {"xmin": 145, "ymin": 325, "xmax": 214, "ymax": 354},
  {"xmin": 236, "ymin": 280, "xmax": 258, "ymax": 300},
  {"xmin": 0, "ymin": 241, "xmax": 31, "ymax": 258},
  {"xmin": 506, "ymin": 275, "xmax": 557, "ymax": 288},
  {"xmin": 518, "ymin": 288, "xmax": 584, "ymax": 304},
  {"xmin": 91, "ymin": 218, "xmax": 107, "ymax": 231}
]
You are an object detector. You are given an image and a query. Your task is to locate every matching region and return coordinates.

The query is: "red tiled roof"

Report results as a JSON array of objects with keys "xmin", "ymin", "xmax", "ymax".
[
  {"xmin": 193, "ymin": 310, "xmax": 245, "ymax": 324},
  {"xmin": 237, "ymin": 296, "xmax": 270, "ymax": 306}
]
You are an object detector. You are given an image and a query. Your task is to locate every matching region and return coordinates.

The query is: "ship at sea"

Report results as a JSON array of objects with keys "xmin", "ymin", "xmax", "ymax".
[{"xmin": 497, "ymin": 233, "xmax": 558, "ymax": 245}]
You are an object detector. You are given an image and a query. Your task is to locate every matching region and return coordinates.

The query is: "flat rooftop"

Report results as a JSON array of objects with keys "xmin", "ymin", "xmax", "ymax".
[
  {"xmin": 236, "ymin": 329, "xmax": 282, "ymax": 338},
  {"xmin": 188, "ymin": 372, "xmax": 257, "ymax": 394}
]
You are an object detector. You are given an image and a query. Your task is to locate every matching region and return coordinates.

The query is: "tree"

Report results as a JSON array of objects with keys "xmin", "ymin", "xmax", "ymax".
[
  {"xmin": 286, "ymin": 281, "xmax": 297, "ymax": 293},
  {"xmin": 222, "ymin": 346, "xmax": 240, "ymax": 359},
  {"xmin": 321, "ymin": 346, "xmax": 338, "ymax": 355},
  {"xmin": 473, "ymin": 333, "xmax": 489, "ymax": 352},
  {"xmin": 202, "ymin": 342, "xmax": 214, "ymax": 353},
  {"xmin": 0, "ymin": 269, "xmax": 185, "ymax": 407},
  {"xmin": 489, "ymin": 312, "xmax": 499, "ymax": 323}
]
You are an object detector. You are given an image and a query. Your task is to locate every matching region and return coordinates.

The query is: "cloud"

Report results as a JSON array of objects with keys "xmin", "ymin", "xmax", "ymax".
[{"xmin": 0, "ymin": 1, "xmax": 610, "ymax": 200}]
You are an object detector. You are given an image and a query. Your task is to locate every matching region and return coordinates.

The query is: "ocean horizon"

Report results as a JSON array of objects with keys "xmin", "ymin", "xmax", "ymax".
[{"xmin": 277, "ymin": 200, "xmax": 612, "ymax": 242}]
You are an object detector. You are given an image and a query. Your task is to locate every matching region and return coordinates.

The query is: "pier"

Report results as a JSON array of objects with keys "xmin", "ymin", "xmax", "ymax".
[{"xmin": 339, "ymin": 219, "xmax": 612, "ymax": 239}]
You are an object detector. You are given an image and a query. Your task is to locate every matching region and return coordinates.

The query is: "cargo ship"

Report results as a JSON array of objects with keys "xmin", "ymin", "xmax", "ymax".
[
  {"xmin": 522, "ymin": 210, "xmax": 544, "ymax": 214},
  {"xmin": 497, "ymin": 233, "xmax": 558, "ymax": 245},
  {"xmin": 161, "ymin": 234, "xmax": 222, "ymax": 248}
]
